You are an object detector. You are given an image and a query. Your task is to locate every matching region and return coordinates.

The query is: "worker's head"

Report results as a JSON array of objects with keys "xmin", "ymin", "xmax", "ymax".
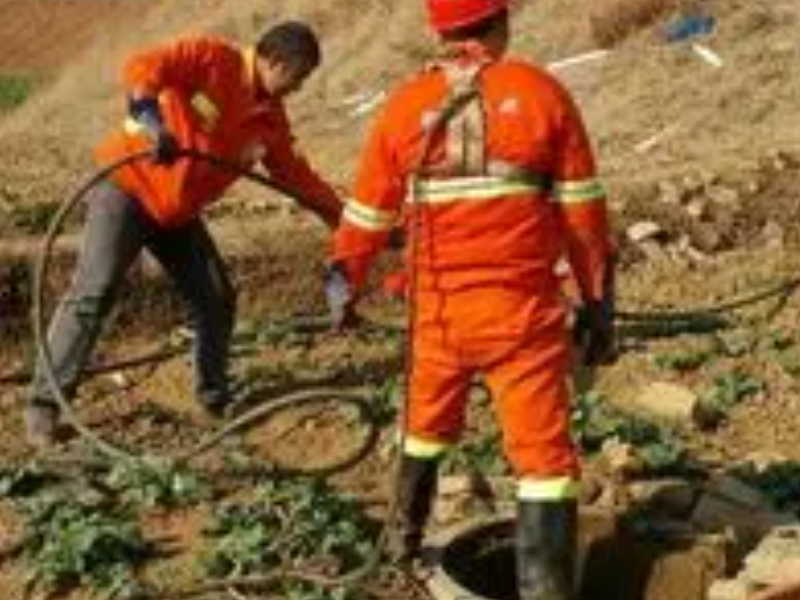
[
  {"xmin": 255, "ymin": 21, "xmax": 321, "ymax": 97},
  {"xmin": 427, "ymin": 0, "xmax": 510, "ymax": 54}
]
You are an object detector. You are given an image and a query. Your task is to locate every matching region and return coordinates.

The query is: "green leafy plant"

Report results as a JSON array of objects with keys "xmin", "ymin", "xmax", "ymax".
[
  {"xmin": 440, "ymin": 431, "xmax": 507, "ymax": 476},
  {"xmin": 653, "ymin": 349, "xmax": 711, "ymax": 372},
  {"xmin": 105, "ymin": 458, "xmax": 209, "ymax": 508},
  {"xmin": 20, "ymin": 495, "xmax": 152, "ymax": 598},
  {"xmin": 0, "ymin": 73, "xmax": 33, "ymax": 111},
  {"xmin": 571, "ymin": 392, "xmax": 687, "ymax": 474},
  {"xmin": 202, "ymin": 478, "xmax": 376, "ymax": 581},
  {"xmin": 10, "ymin": 201, "xmax": 60, "ymax": 235},
  {"xmin": 729, "ymin": 461, "xmax": 800, "ymax": 514},
  {"xmin": 0, "ymin": 462, "xmax": 59, "ymax": 498},
  {"xmin": 697, "ymin": 370, "xmax": 764, "ymax": 424}
]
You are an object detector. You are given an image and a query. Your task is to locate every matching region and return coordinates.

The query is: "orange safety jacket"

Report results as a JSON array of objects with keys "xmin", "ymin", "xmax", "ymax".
[
  {"xmin": 94, "ymin": 35, "xmax": 341, "ymax": 229},
  {"xmin": 333, "ymin": 48, "xmax": 611, "ymax": 304}
]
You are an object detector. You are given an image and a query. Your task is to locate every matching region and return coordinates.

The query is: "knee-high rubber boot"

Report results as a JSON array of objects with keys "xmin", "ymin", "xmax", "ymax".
[
  {"xmin": 516, "ymin": 499, "xmax": 577, "ymax": 600},
  {"xmin": 394, "ymin": 455, "xmax": 438, "ymax": 562}
]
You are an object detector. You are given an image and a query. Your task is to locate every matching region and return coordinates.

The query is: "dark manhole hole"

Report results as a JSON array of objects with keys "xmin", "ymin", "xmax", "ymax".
[{"xmin": 429, "ymin": 510, "xmax": 727, "ymax": 600}]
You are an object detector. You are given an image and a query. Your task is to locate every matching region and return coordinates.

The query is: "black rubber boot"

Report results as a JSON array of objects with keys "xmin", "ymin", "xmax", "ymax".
[
  {"xmin": 516, "ymin": 499, "xmax": 577, "ymax": 600},
  {"xmin": 394, "ymin": 455, "xmax": 438, "ymax": 563}
]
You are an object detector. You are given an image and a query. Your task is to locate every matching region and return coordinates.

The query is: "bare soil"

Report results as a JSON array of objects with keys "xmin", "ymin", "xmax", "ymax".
[{"xmin": 1, "ymin": 0, "xmax": 799, "ymax": 598}]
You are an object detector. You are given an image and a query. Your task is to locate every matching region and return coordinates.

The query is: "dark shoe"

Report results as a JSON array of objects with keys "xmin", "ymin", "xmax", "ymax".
[
  {"xmin": 24, "ymin": 401, "xmax": 60, "ymax": 448},
  {"xmin": 392, "ymin": 455, "xmax": 438, "ymax": 563},
  {"xmin": 198, "ymin": 389, "xmax": 233, "ymax": 419},
  {"xmin": 516, "ymin": 499, "xmax": 577, "ymax": 600}
]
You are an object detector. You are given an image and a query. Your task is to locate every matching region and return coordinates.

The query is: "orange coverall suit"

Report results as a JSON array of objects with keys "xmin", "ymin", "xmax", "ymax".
[
  {"xmin": 333, "ymin": 50, "xmax": 611, "ymax": 499},
  {"xmin": 30, "ymin": 35, "xmax": 342, "ymax": 412},
  {"xmin": 95, "ymin": 35, "xmax": 341, "ymax": 229}
]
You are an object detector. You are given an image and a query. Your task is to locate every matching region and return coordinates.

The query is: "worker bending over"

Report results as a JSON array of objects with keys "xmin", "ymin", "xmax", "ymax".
[{"xmin": 26, "ymin": 22, "xmax": 342, "ymax": 446}]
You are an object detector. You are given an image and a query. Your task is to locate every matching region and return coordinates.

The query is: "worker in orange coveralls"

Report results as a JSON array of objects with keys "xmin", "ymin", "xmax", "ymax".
[
  {"xmin": 25, "ymin": 22, "xmax": 342, "ymax": 446},
  {"xmin": 324, "ymin": 1, "xmax": 614, "ymax": 598}
]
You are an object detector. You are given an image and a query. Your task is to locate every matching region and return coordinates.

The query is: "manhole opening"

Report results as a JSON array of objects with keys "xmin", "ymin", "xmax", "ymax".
[{"xmin": 436, "ymin": 513, "xmax": 726, "ymax": 600}]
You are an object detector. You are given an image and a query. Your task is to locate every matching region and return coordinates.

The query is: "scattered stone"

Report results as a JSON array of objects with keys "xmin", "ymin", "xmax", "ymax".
[
  {"xmin": 628, "ymin": 479, "xmax": 698, "ymax": 518},
  {"xmin": 677, "ymin": 235, "xmax": 712, "ymax": 263},
  {"xmin": 693, "ymin": 223, "xmax": 724, "ymax": 253},
  {"xmin": 633, "ymin": 381, "xmax": 701, "ymax": 424},
  {"xmin": 707, "ymin": 578, "xmax": 751, "ymax": 600},
  {"xmin": 657, "ymin": 180, "xmax": 685, "ymax": 205},
  {"xmin": 686, "ymin": 198, "xmax": 709, "ymax": 220},
  {"xmin": 740, "ymin": 451, "xmax": 789, "ymax": 473},
  {"xmin": 691, "ymin": 476, "xmax": 795, "ymax": 549},
  {"xmin": 681, "ymin": 174, "xmax": 705, "ymax": 195},
  {"xmin": 579, "ymin": 475, "xmax": 604, "ymax": 506},
  {"xmin": 598, "ymin": 439, "xmax": 645, "ymax": 480},
  {"xmin": 434, "ymin": 472, "xmax": 496, "ymax": 524},
  {"xmin": 744, "ymin": 179, "xmax": 762, "ymax": 195},
  {"xmin": 708, "ymin": 185, "xmax": 741, "ymax": 206},
  {"xmin": 744, "ymin": 527, "xmax": 800, "ymax": 588},
  {"xmin": 760, "ymin": 221, "xmax": 784, "ymax": 250},
  {"xmin": 627, "ymin": 220, "xmax": 665, "ymax": 244}
]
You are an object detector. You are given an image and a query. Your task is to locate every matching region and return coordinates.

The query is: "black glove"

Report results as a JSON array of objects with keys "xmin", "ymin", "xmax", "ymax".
[
  {"xmin": 324, "ymin": 262, "xmax": 360, "ymax": 331},
  {"xmin": 387, "ymin": 226, "xmax": 406, "ymax": 250},
  {"xmin": 128, "ymin": 96, "xmax": 180, "ymax": 165},
  {"xmin": 575, "ymin": 299, "xmax": 615, "ymax": 366}
]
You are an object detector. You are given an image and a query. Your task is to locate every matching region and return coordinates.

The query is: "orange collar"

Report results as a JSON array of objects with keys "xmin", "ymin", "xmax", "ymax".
[{"xmin": 241, "ymin": 46, "xmax": 266, "ymax": 99}]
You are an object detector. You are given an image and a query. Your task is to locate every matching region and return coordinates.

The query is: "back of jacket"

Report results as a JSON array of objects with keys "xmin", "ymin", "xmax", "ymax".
[{"xmin": 334, "ymin": 56, "xmax": 610, "ymax": 297}]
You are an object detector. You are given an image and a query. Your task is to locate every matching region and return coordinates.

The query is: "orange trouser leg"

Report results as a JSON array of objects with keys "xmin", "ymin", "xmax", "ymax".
[
  {"xmin": 483, "ymin": 322, "xmax": 578, "ymax": 480},
  {"xmin": 405, "ymin": 323, "xmax": 472, "ymax": 459}
]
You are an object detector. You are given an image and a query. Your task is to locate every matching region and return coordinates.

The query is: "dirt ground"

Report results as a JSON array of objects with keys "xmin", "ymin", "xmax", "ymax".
[{"xmin": 1, "ymin": 0, "xmax": 800, "ymax": 599}]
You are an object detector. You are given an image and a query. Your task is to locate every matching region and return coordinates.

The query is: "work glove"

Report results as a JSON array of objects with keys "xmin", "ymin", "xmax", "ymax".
[
  {"xmin": 128, "ymin": 96, "xmax": 180, "ymax": 165},
  {"xmin": 388, "ymin": 226, "xmax": 406, "ymax": 250},
  {"xmin": 324, "ymin": 262, "xmax": 361, "ymax": 332},
  {"xmin": 578, "ymin": 300, "xmax": 616, "ymax": 366}
]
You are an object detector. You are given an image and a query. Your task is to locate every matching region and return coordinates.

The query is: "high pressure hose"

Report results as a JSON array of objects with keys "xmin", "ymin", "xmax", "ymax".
[
  {"xmin": 31, "ymin": 149, "xmax": 403, "ymax": 595},
  {"xmin": 29, "ymin": 141, "xmax": 800, "ymax": 597}
]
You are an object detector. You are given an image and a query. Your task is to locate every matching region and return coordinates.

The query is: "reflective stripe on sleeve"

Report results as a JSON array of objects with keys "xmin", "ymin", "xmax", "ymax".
[
  {"xmin": 517, "ymin": 476, "xmax": 580, "ymax": 501},
  {"xmin": 554, "ymin": 178, "xmax": 605, "ymax": 205},
  {"xmin": 123, "ymin": 116, "xmax": 146, "ymax": 136},
  {"xmin": 190, "ymin": 93, "xmax": 220, "ymax": 131},
  {"xmin": 342, "ymin": 198, "xmax": 398, "ymax": 232},
  {"xmin": 411, "ymin": 173, "xmax": 551, "ymax": 205},
  {"xmin": 403, "ymin": 435, "xmax": 451, "ymax": 460}
]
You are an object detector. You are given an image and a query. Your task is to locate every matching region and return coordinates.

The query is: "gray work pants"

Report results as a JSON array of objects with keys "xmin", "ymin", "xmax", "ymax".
[{"xmin": 31, "ymin": 181, "xmax": 236, "ymax": 407}]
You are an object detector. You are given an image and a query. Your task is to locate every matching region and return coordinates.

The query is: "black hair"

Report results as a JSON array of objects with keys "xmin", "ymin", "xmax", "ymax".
[
  {"xmin": 440, "ymin": 8, "xmax": 509, "ymax": 42},
  {"xmin": 256, "ymin": 21, "xmax": 321, "ymax": 71}
]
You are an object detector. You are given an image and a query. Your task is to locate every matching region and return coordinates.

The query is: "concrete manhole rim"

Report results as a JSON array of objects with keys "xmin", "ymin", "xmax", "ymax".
[
  {"xmin": 424, "ymin": 512, "xmax": 515, "ymax": 600},
  {"xmin": 423, "ymin": 506, "xmax": 613, "ymax": 600}
]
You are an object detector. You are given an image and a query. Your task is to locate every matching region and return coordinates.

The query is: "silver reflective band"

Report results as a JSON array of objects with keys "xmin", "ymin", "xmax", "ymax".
[
  {"xmin": 190, "ymin": 92, "xmax": 220, "ymax": 131},
  {"xmin": 123, "ymin": 116, "xmax": 146, "ymax": 136},
  {"xmin": 517, "ymin": 476, "xmax": 580, "ymax": 501},
  {"xmin": 403, "ymin": 435, "xmax": 451, "ymax": 459},
  {"xmin": 342, "ymin": 198, "xmax": 397, "ymax": 231},
  {"xmin": 554, "ymin": 178, "xmax": 605, "ymax": 204},
  {"xmin": 412, "ymin": 173, "xmax": 551, "ymax": 204}
]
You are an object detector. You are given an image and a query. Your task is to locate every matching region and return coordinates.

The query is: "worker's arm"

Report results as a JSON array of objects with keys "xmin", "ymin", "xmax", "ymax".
[
  {"xmin": 332, "ymin": 105, "xmax": 404, "ymax": 291},
  {"xmin": 262, "ymin": 130, "xmax": 342, "ymax": 229},
  {"xmin": 552, "ymin": 87, "xmax": 614, "ymax": 364},
  {"xmin": 325, "ymin": 102, "xmax": 405, "ymax": 329}
]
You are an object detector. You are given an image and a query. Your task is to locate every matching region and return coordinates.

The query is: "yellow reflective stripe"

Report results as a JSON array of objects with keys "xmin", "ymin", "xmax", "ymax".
[
  {"xmin": 342, "ymin": 199, "xmax": 397, "ymax": 232},
  {"xmin": 412, "ymin": 174, "xmax": 550, "ymax": 204},
  {"xmin": 518, "ymin": 477, "xmax": 580, "ymax": 501},
  {"xmin": 191, "ymin": 93, "xmax": 220, "ymax": 131},
  {"xmin": 123, "ymin": 116, "xmax": 146, "ymax": 136},
  {"xmin": 403, "ymin": 435, "xmax": 451, "ymax": 459},
  {"xmin": 554, "ymin": 178, "xmax": 605, "ymax": 204}
]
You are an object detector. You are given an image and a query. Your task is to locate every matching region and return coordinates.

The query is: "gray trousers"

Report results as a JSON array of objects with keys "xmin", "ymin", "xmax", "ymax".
[{"xmin": 32, "ymin": 182, "xmax": 235, "ymax": 407}]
